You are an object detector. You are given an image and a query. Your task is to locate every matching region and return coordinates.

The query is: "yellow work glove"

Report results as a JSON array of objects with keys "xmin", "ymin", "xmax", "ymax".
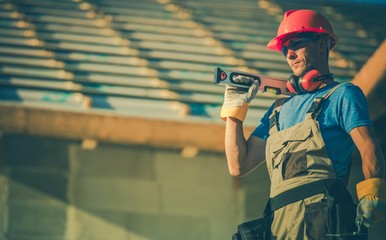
[
  {"xmin": 220, "ymin": 75, "xmax": 259, "ymax": 122},
  {"xmin": 356, "ymin": 178, "xmax": 386, "ymax": 227}
]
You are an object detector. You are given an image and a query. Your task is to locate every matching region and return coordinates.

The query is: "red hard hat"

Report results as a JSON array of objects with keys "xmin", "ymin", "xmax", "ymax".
[{"xmin": 267, "ymin": 9, "xmax": 338, "ymax": 52}]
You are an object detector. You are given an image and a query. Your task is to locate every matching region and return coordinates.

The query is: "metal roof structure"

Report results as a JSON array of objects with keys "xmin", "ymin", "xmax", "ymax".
[{"xmin": 0, "ymin": 0, "xmax": 385, "ymax": 152}]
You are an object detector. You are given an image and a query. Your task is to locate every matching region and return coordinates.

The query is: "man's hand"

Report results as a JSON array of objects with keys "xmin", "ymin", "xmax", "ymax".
[
  {"xmin": 356, "ymin": 178, "xmax": 386, "ymax": 227},
  {"xmin": 220, "ymin": 75, "xmax": 260, "ymax": 121}
]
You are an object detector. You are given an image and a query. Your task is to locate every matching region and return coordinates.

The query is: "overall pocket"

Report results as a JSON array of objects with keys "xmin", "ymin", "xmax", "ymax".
[
  {"xmin": 280, "ymin": 126, "xmax": 312, "ymax": 180},
  {"xmin": 305, "ymin": 201, "xmax": 328, "ymax": 240},
  {"xmin": 282, "ymin": 149, "xmax": 308, "ymax": 179}
]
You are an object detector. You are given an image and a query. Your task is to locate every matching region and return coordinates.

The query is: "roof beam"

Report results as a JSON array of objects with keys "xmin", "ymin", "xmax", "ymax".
[
  {"xmin": 0, "ymin": 103, "xmax": 254, "ymax": 152},
  {"xmin": 351, "ymin": 40, "xmax": 386, "ymax": 121}
]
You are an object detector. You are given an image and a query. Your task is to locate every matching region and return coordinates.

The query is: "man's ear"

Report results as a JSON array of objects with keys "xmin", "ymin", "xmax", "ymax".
[{"xmin": 317, "ymin": 38, "xmax": 329, "ymax": 54}]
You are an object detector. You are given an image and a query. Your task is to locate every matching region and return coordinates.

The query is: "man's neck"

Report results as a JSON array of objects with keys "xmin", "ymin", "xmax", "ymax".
[{"xmin": 320, "ymin": 78, "xmax": 336, "ymax": 89}]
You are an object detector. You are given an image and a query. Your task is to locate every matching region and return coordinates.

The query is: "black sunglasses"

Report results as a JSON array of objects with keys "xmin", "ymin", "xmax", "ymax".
[{"xmin": 281, "ymin": 37, "xmax": 320, "ymax": 56}]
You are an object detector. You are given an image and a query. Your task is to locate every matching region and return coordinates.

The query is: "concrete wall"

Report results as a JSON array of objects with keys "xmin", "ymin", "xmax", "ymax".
[
  {"xmin": 1, "ymin": 134, "xmax": 385, "ymax": 240},
  {"xmin": 0, "ymin": 134, "xmax": 270, "ymax": 240}
]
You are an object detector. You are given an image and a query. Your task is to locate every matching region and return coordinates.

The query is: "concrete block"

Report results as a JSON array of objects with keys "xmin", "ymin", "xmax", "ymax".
[
  {"xmin": 73, "ymin": 208, "xmax": 128, "ymax": 240},
  {"xmin": 8, "ymin": 201, "xmax": 67, "ymax": 236},
  {"xmin": 0, "ymin": 205, "xmax": 7, "ymax": 238},
  {"xmin": 6, "ymin": 233, "xmax": 65, "ymax": 240},
  {"xmin": 73, "ymin": 177, "xmax": 160, "ymax": 213},
  {"xmin": 239, "ymin": 167, "xmax": 270, "ymax": 220},
  {"xmin": 208, "ymin": 216, "xmax": 239, "ymax": 240},
  {"xmin": 239, "ymin": 164, "xmax": 270, "ymax": 188},
  {"xmin": 161, "ymin": 183, "xmax": 237, "ymax": 218},
  {"xmin": 0, "ymin": 174, "xmax": 7, "ymax": 202},
  {"xmin": 4, "ymin": 134, "xmax": 70, "ymax": 170},
  {"xmin": 9, "ymin": 170, "xmax": 68, "ymax": 202},
  {"xmin": 68, "ymin": 144, "xmax": 155, "ymax": 180},
  {"xmin": 0, "ymin": 175, "xmax": 7, "ymax": 236},
  {"xmin": 8, "ymin": 180, "xmax": 66, "ymax": 207},
  {"xmin": 126, "ymin": 212, "xmax": 209, "ymax": 240},
  {"xmin": 242, "ymin": 186, "xmax": 269, "ymax": 220},
  {"xmin": 155, "ymin": 150, "xmax": 232, "ymax": 187},
  {"xmin": 0, "ymin": 136, "xmax": 5, "ymax": 172}
]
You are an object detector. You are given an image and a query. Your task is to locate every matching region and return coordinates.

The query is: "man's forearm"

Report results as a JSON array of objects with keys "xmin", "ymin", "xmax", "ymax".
[
  {"xmin": 351, "ymin": 126, "xmax": 385, "ymax": 179},
  {"xmin": 361, "ymin": 141, "xmax": 385, "ymax": 179},
  {"xmin": 225, "ymin": 117, "xmax": 248, "ymax": 176}
]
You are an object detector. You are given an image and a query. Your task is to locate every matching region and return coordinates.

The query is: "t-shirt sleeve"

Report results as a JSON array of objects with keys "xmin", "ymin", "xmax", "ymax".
[
  {"xmin": 339, "ymin": 84, "xmax": 373, "ymax": 134},
  {"xmin": 251, "ymin": 104, "xmax": 274, "ymax": 140}
]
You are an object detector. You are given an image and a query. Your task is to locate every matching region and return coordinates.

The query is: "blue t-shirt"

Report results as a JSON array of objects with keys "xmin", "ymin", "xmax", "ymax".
[{"xmin": 251, "ymin": 82, "xmax": 372, "ymax": 178}]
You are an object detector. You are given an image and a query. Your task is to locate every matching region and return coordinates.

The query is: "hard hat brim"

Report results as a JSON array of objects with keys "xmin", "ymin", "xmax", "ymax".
[{"xmin": 267, "ymin": 29, "xmax": 338, "ymax": 52}]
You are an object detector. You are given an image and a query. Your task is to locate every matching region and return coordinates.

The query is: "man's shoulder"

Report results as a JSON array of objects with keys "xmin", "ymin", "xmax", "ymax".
[
  {"xmin": 329, "ymin": 82, "xmax": 364, "ymax": 99},
  {"xmin": 335, "ymin": 82, "xmax": 362, "ymax": 91}
]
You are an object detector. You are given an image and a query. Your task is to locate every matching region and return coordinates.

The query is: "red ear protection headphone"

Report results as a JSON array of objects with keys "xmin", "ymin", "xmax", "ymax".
[{"xmin": 287, "ymin": 69, "xmax": 334, "ymax": 94}]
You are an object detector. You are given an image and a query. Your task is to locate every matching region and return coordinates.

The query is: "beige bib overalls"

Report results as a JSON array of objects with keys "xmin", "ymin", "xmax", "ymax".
[{"xmin": 265, "ymin": 84, "xmax": 343, "ymax": 240}]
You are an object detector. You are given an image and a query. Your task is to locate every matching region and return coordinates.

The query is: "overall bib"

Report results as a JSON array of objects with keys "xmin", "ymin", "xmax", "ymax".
[{"xmin": 265, "ymin": 84, "xmax": 355, "ymax": 240}]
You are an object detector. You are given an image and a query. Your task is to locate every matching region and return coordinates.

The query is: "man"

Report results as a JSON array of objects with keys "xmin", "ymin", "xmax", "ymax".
[{"xmin": 222, "ymin": 9, "xmax": 386, "ymax": 239}]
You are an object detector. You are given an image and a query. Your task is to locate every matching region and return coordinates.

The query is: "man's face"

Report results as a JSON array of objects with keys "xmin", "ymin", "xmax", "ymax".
[{"xmin": 282, "ymin": 37, "xmax": 320, "ymax": 76}]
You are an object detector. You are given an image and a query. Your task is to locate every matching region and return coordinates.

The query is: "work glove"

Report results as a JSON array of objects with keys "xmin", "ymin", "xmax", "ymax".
[
  {"xmin": 356, "ymin": 178, "xmax": 386, "ymax": 227},
  {"xmin": 220, "ymin": 75, "xmax": 260, "ymax": 121}
]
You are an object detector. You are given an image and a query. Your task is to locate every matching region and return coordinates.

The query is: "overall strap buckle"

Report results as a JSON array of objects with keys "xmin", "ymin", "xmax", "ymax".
[
  {"xmin": 269, "ymin": 97, "xmax": 288, "ymax": 132},
  {"xmin": 307, "ymin": 97, "xmax": 324, "ymax": 119},
  {"xmin": 307, "ymin": 83, "xmax": 344, "ymax": 120}
]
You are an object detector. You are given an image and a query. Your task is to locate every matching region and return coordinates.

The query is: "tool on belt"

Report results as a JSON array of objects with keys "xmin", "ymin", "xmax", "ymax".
[
  {"xmin": 325, "ymin": 215, "xmax": 367, "ymax": 238},
  {"xmin": 213, "ymin": 67, "xmax": 293, "ymax": 96}
]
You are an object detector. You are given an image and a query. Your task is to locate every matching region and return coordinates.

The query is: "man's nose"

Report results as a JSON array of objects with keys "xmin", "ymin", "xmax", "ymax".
[{"xmin": 286, "ymin": 49, "xmax": 297, "ymax": 59}]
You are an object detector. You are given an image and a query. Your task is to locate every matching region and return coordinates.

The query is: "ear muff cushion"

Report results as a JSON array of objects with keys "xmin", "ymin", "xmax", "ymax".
[
  {"xmin": 287, "ymin": 75, "xmax": 302, "ymax": 94},
  {"xmin": 299, "ymin": 69, "xmax": 323, "ymax": 92}
]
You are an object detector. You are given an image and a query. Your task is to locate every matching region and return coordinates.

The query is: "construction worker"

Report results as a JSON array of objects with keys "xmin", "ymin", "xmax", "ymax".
[{"xmin": 222, "ymin": 9, "xmax": 386, "ymax": 239}]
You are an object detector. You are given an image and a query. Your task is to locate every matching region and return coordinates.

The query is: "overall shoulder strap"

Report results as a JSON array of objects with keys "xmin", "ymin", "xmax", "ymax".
[
  {"xmin": 323, "ymin": 83, "xmax": 344, "ymax": 99},
  {"xmin": 269, "ymin": 97, "xmax": 288, "ymax": 132},
  {"xmin": 307, "ymin": 83, "xmax": 344, "ymax": 119}
]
